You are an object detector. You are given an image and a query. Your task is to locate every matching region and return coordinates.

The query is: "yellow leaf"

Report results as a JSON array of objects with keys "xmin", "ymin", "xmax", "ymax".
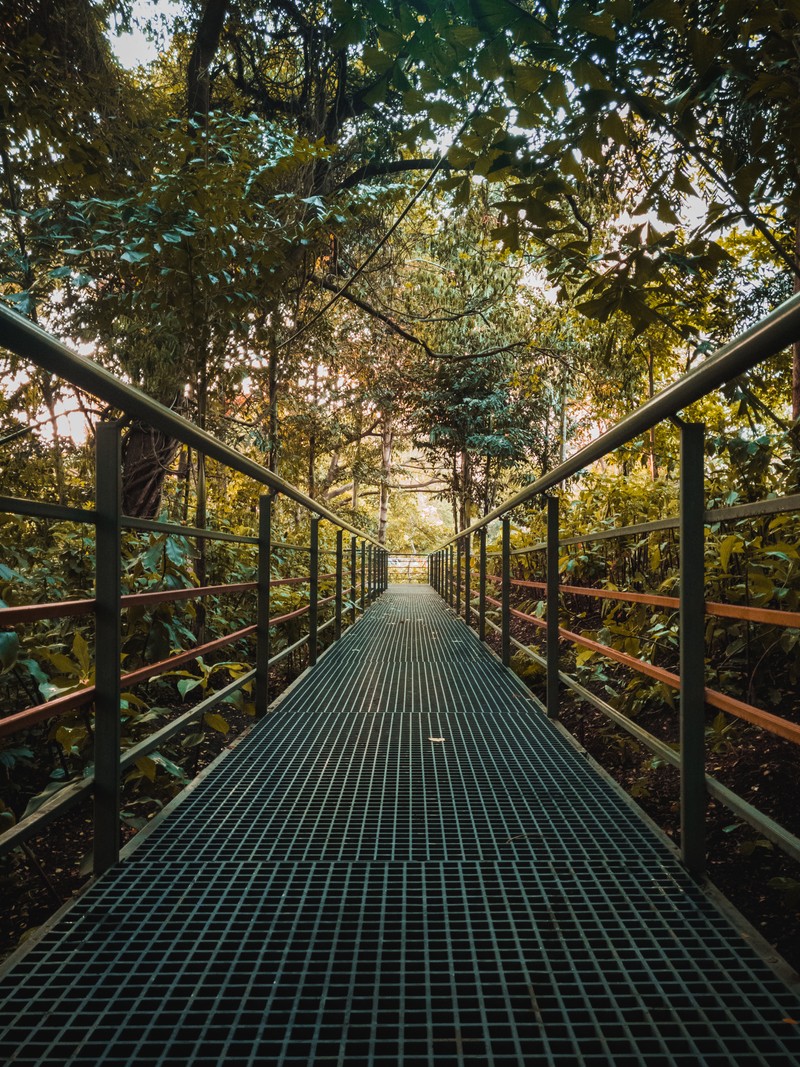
[
  {"xmin": 718, "ymin": 533, "xmax": 742, "ymax": 573},
  {"xmin": 135, "ymin": 756, "xmax": 157, "ymax": 781},
  {"xmin": 428, "ymin": 736, "xmax": 446, "ymax": 742},
  {"xmin": 204, "ymin": 711, "xmax": 230, "ymax": 735}
]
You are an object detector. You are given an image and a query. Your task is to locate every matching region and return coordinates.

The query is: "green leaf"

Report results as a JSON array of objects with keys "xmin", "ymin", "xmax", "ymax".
[
  {"xmin": 150, "ymin": 751, "xmax": 187, "ymax": 780},
  {"xmin": 22, "ymin": 780, "xmax": 69, "ymax": 820},
  {"xmin": 0, "ymin": 632, "xmax": 19, "ymax": 674},
  {"xmin": 177, "ymin": 676, "xmax": 204, "ymax": 699},
  {"xmin": 120, "ymin": 249, "xmax": 148, "ymax": 264}
]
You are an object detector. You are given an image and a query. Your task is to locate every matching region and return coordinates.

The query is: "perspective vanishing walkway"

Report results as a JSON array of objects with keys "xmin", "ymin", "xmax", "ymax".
[{"xmin": 1, "ymin": 586, "xmax": 799, "ymax": 1066}]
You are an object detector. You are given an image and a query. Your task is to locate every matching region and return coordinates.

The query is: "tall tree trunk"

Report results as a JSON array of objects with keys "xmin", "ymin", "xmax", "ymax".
[
  {"xmin": 119, "ymin": 0, "xmax": 228, "ymax": 518},
  {"xmin": 377, "ymin": 414, "xmax": 393, "ymax": 545},
  {"xmin": 121, "ymin": 424, "xmax": 181, "ymax": 518},
  {"xmin": 187, "ymin": 0, "xmax": 229, "ymax": 125},
  {"xmin": 267, "ymin": 336, "xmax": 280, "ymax": 473},
  {"xmin": 194, "ymin": 340, "xmax": 209, "ymax": 641},
  {"xmin": 646, "ymin": 350, "xmax": 658, "ymax": 480},
  {"xmin": 793, "ymin": 218, "xmax": 800, "ymax": 421},
  {"xmin": 559, "ymin": 374, "xmax": 568, "ymax": 465},
  {"xmin": 451, "ymin": 455, "xmax": 460, "ymax": 534},
  {"xmin": 459, "ymin": 449, "xmax": 471, "ymax": 531},
  {"xmin": 308, "ymin": 363, "xmax": 318, "ymax": 496},
  {"xmin": 352, "ymin": 407, "xmax": 362, "ymax": 508}
]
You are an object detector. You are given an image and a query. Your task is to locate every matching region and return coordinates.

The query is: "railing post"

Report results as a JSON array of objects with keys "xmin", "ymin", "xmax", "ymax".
[
  {"xmin": 501, "ymin": 517, "xmax": 511, "ymax": 666},
  {"xmin": 368, "ymin": 544, "xmax": 373, "ymax": 603},
  {"xmin": 255, "ymin": 492, "xmax": 273, "ymax": 719},
  {"xmin": 449, "ymin": 545, "xmax": 454, "ymax": 606},
  {"xmin": 309, "ymin": 516, "xmax": 319, "ymax": 666},
  {"xmin": 680, "ymin": 421, "xmax": 707, "ymax": 876},
  {"xmin": 546, "ymin": 494, "xmax": 560, "ymax": 719},
  {"xmin": 93, "ymin": 421, "xmax": 121, "ymax": 876},
  {"xmin": 360, "ymin": 540, "xmax": 366, "ymax": 610},
  {"xmin": 350, "ymin": 535, "xmax": 357, "ymax": 624},
  {"xmin": 335, "ymin": 528, "xmax": 343, "ymax": 641},
  {"xmin": 478, "ymin": 528, "xmax": 487, "ymax": 641},
  {"xmin": 456, "ymin": 539, "xmax": 462, "ymax": 615},
  {"xmin": 464, "ymin": 533, "xmax": 471, "ymax": 625}
]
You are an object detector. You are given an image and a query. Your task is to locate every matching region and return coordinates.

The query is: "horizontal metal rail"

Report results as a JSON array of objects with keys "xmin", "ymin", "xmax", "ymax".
[
  {"xmin": 492, "ymin": 575, "xmax": 800, "ymax": 628},
  {"xmin": 0, "ymin": 593, "xmax": 341, "ymax": 739},
  {"xmin": 0, "ymin": 304, "xmax": 380, "ymax": 546},
  {"xmin": 486, "ymin": 491, "xmax": 800, "ymax": 556},
  {"xmin": 0, "ymin": 574, "xmax": 338, "ymax": 624},
  {"xmin": 0, "ymin": 580, "xmax": 355, "ymax": 858},
  {"xmin": 439, "ymin": 291, "xmax": 800, "ymax": 548},
  {"xmin": 121, "ymin": 516, "xmax": 259, "ymax": 544},
  {"xmin": 485, "ymin": 616, "xmax": 800, "ymax": 866},
  {"xmin": 0, "ymin": 495, "xmax": 94, "ymax": 524},
  {"xmin": 484, "ymin": 592, "xmax": 800, "ymax": 746}
]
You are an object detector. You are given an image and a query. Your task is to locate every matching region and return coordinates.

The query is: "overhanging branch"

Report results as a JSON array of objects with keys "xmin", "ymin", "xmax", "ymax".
[{"xmin": 308, "ymin": 275, "xmax": 527, "ymax": 362}]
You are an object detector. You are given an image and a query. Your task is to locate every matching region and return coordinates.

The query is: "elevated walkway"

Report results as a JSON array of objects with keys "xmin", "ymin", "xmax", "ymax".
[{"xmin": 1, "ymin": 586, "xmax": 798, "ymax": 1065}]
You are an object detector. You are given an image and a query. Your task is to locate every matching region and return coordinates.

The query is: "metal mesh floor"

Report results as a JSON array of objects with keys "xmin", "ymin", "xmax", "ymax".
[{"xmin": 1, "ymin": 586, "xmax": 799, "ymax": 1065}]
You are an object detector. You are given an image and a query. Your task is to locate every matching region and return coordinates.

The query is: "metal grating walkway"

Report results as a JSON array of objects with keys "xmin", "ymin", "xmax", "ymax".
[{"xmin": 1, "ymin": 586, "xmax": 799, "ymax": 1065}]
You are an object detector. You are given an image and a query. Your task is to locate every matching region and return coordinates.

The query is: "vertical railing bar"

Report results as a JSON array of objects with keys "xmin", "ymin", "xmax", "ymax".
[
  {"xmin": 308, "ymin": 516, "xmax": 319, "ymax": 666},
  {"xmin": 680, "ymin": 421, "xmax": 707, "ymax": 875},
  {"xmin": 501, "ymin": 517, "xmax": 511, "ymax": 667},
  {"xmin": 255, "ymin": 491, "xmax": 273, "ymax": 719},
  {"xmin": 456, "ymin": 539, "xmax": 462, "ymax": 615},
  {"xmin": 350, "ymin": 535, "xmax": 357, "ymax": 624},
  {"xmin": 546, "ymin": 494, "xmax": 560, "ymax": 719},
  {"xmin": 335, "ymin": 528, "xmax": 343, "ymax": 640},
  {"xmin": 478, "ymin": 528, "xmax": 487, "ymax": 641},
  {"xmin": 93, "ymin": 421, "xmax": 122, "ymax": 876},
  {"xmin": 360, "ymin": 541, "xmax": 366, "ymax": 611},
  {"xmin": 464, "ymin": 532, "xmax": 471, "ymax": 625}
]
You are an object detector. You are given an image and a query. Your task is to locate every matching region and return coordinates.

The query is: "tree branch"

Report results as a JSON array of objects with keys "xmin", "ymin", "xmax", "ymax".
[
  {"xmin": 337, "ymin": 158, "xmax": 448, "ymax": 192},
  {"xmin": 308, "ymin": 275, "xmax": 528, "ymax": 361}
]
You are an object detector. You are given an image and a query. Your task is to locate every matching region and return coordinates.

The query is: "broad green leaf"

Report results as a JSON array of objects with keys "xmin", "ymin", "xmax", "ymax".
[
  {"xmin": 0, "ymin": 632, "xmax": 19, "ymax": 674},
  {"xmin": 22, "ymin": 781, "xmax": 69, "ymax": 820},
  {"xmin": 177, "ymin": 676, "xmax": 204, "ymax": 699}
]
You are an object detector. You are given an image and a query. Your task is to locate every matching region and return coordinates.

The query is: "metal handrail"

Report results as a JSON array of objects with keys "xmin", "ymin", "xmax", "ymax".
[
  {"xmin": 436, "ymin": 290, "xmax": 800, "ymax": 548},
  {"xmin": 427, "ymin": 291, "xmax": 800, "ymax": 879},
  {"xmin": 0, "ymin": 304, "xmax": 380, "ymax": 545},
  {"xmin": 0, "ymin": 305, "xmax": 390, "ymax": 878}
]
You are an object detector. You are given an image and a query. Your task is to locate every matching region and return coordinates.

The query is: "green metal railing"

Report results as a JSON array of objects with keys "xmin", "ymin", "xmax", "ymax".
[
  {"xmin": 0, "ymin": 304, "xmax": 388, "ymax": 876},
  {"xmin": 387, "ymin": 553, "xmax": 428, "ymax": 583},
  {"xmin": 430, "ymin": 291, "xmax": 800, "ymax": 877}
]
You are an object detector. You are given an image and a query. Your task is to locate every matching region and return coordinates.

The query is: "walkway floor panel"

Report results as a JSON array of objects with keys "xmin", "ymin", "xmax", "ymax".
[{"xmin": 1, "ymin": 586, "xmax": 798, "ymax": 1065}]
